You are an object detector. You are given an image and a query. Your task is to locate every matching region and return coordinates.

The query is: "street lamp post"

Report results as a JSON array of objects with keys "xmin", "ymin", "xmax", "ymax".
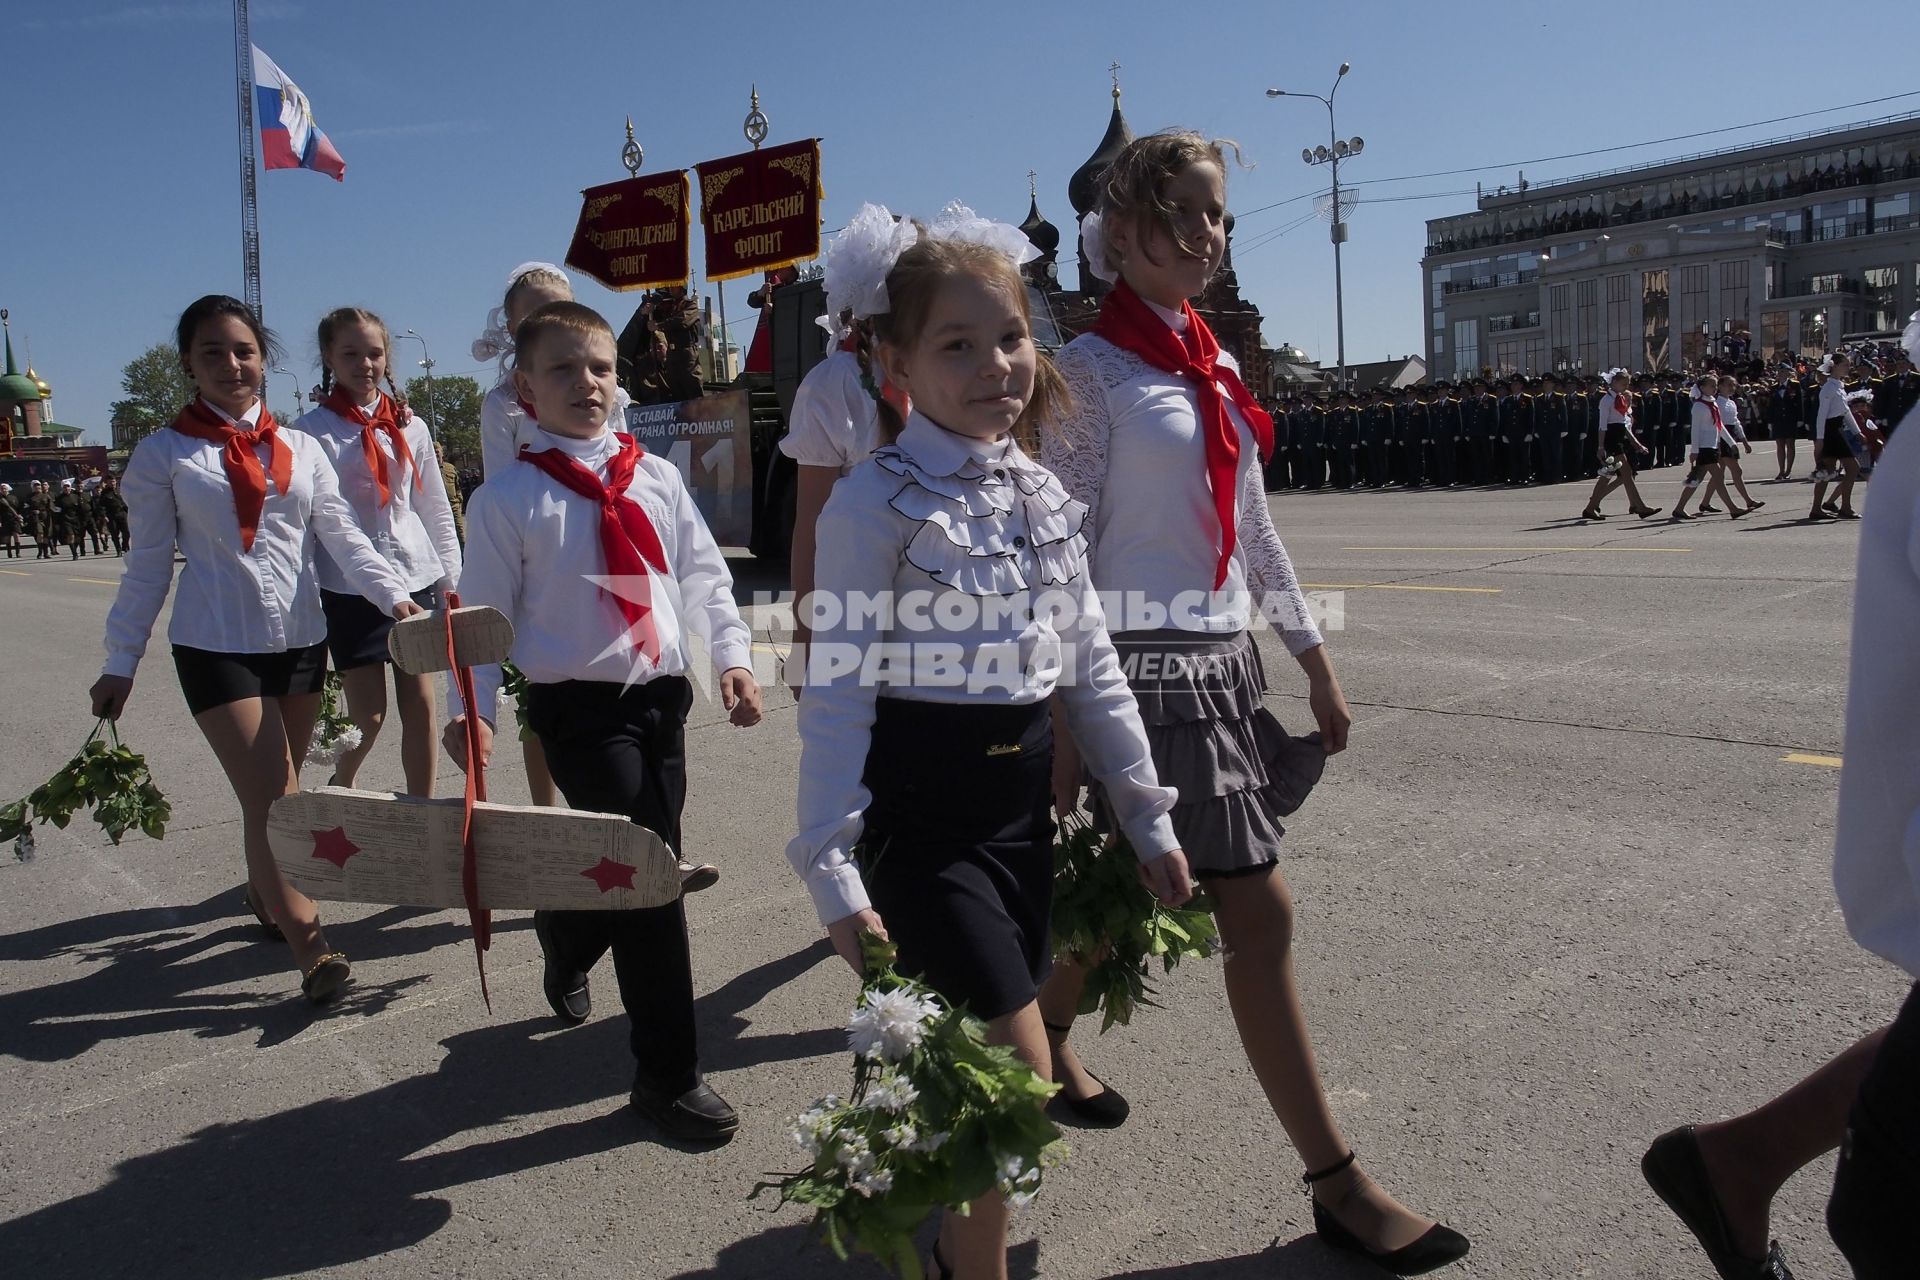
[
  {"xmin": 400, "ymin": 329, "xmax": 436, "ymax": 436},
  {"xmin": 1269, "ymin": 63, "xmax": 1362, "ymax": 390},
  {"xmin": 270, "ymin": 364, "xmax": 302, "ymax": 420}
]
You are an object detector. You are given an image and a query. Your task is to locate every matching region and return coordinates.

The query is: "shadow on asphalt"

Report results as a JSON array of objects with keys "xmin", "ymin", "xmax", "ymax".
[
  {"xmin": 662, "ymin": 1228, "xmax": 1040, "ymax": 1279},
  {"xmin": 0, "ymin": 935, "xmax": 851, "ymax": 1277},
  {"xmin": 0, "ymin": 890, "xmax": 526, "ymax": 1063},
  {"xmin": 1104, "ymin": 1235, "xmax": 1384, "ymax": 1278}
]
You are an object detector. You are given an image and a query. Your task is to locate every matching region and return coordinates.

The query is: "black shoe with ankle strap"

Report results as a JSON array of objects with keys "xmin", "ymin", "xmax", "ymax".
[
  {"xmin": 1305, "ymin": 1151, "xmax": 1471, "ymax": 1276},
  {"xmin": 1042, "ymin": 1019, "xmax": 1130, "ymax": 1127}
]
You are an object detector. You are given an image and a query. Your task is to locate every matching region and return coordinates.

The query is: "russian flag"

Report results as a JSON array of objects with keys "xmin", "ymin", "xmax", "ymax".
[{"xmin": 252, "ymin": 45, "xmax": 346, "ymax": 181}]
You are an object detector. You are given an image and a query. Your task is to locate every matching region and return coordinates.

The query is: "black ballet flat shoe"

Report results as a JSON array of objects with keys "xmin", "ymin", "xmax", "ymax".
[
  {"xmin": 1641, "ymin": 1127, "xmax": 1794, "ymax": 1280},
  {"xmin": 1305, "ymin": 1153, "xmax": 1469, "ymax": 1276},
  {"xmin": 533, "ymin": 911, "xmax": 591, "ymax": 1025},
  {"xmin": 629, "ymin": 1076, "xmax": 739, "ymax": 1144},
  {"xmin": 1837, "ymin": 508, "xmax": 1861, "ymax": 520},
  {"xmin": 1744, "ymin": 500, "xmax": 1766, "ymax": 511},
  {"xmin": 1699, "ymin": 503, "xmax": 1721, "ymax": 514},
  {"xmin": 1044, "ymin": 1019, "xmax": 1132, "ymax": 1128},
  {"xmin": 1728, "ymin": 506, "xmax": 1747, "ymax": 520},
  {"xmin": 1579, "ymin": 508, "xmax": 1604, "ymax": 521},
  {"xmin": 243, "ymin": 885, "xmax": 284, "ymax": 941},
  {"xmin": 1633, "ymin": 505, "xmax": 1660, "ymax": 519},
  {"xmin": 1669, "ymin": 511, "xmax": 1695, "ymax": 522}
]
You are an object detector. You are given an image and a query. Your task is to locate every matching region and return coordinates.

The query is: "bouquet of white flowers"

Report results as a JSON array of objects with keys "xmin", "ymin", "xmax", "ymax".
[
  {"xmin": 758, "ymin": 932, "xmax": 1065, "ymax": 1278},
  {"xmin": 305, "ymin": 673, "xmax": 361, "ymax": 767},
  {"xmin": 1597, "ymin": 456, "xmax": 1622, "ymax": 478}
]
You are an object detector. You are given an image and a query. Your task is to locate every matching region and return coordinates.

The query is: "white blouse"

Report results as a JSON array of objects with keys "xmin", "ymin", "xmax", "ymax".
[
  {"xmin": 1713, "ymin": 395, "xmax": 1748, "ymax": 445},
  {"xmin": 1833, "ymin": 419, "xmax": 1920, "ymax": 977},
  {"xmin": 1689, "ymin": 397, "xmax": 1738, "ymax": 452},
  {"xmin": 1046, "ymin": 316, "xmax": 1323, "ymax": 651},
  {"xmin": 102, "ymin": 401, "xmax": 413, "ymax": 678},
  {"xmin": 787, "ymin": 412, "xmax": 1180, "ymax": 926},
  {"xmin": 1817, "ymin": 376, "xmax": 1852, "ymax": 433},
  {"xmin": 1599, "ymin": 394, "xmax": 1634, "ymax": 432},
  {"xmin": 291, "ymin": 400, "xmax": 463, "ymax": 595},
  {"xmin": 777, "ymin": 349, "xmax": 883, "ymax": 475},
  {"xmin": 453, "ymin": 424, "xmax": 753, "ymax": 726},
  {"xmin": 480, "ymin": 378, "xmax": 634, "ymax": 480}
]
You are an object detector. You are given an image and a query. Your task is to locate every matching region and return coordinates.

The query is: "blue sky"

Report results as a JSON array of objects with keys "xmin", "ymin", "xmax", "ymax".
[{"xmin": 9, "ymin": 0, "xmax": 1915, "ymax": 440}]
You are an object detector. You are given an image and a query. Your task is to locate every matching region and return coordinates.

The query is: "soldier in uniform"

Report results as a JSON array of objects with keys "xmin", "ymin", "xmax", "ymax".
[
  {"xmin": 0, "ymin": 483, "xmax": 21, "ymax": 558},
  {"xmin": 1499, "ymin": 376, "xmax": 1534, "ymax": 485},
  {"xmin": 1302, "ymin": 393, "xmax": 1329, "ymax": 489},
  {"xmin": 1265, "ymin": 393, "xmax": 1293, "ymax": 492},
  {"xmin": 1460, "ymin": 377, "xmax": 1493, "ymax": 484},
  {"xmin": 94, "ymin": 474, "xmax": 129, "ymax": 556},
  {"xmin": 1557, "ymin": 376, "xmax": 1585, "ymax": 481},
  {"xmin": 1425, "ymin": 382, "xmax": 1459, "ymax": 486},
  {"xmin": 26, "ymin": 480, "xmax": 51, "ymax": 558},
  {"xmin": 1286, "ymin": 395, "xmax": 1313, "ymax": 488},
  {"xmin": 1535, "ymin": 374, "xmax": 1567, "ymax": 486},
  {"xmin": 53, "ymin": 479, "xmax": 86, "ymax": 559},
  {"xmin": 1327, "ymin": 390, "xmax": 1357, "ymax": 489},
  {"xmin": 1388, "ymin": 386, "xmax": 1419, "ymax": 487}
]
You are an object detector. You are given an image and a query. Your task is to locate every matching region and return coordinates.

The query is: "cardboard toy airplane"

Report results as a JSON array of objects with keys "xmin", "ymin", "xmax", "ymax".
[{"xmin": 267, "ymin": 604, "xmax": 680, "ymax": 914}]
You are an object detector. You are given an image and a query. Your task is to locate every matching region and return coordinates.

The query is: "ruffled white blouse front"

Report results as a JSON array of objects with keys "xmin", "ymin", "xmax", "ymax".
[{"xmin": 786, "ymin": 411, "xmax": 1178, "ymax": 926}]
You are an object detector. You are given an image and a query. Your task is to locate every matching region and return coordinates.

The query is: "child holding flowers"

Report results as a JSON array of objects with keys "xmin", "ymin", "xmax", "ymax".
[{"xmin": 787, "ymin": 204, "xmax": 1191, "ymax": 1280}]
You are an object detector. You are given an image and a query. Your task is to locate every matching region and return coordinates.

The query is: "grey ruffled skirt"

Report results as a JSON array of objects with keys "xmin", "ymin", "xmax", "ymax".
[{"xmin": 1096, "ymin": 629, "xmax": 1326, "ymax": 878}]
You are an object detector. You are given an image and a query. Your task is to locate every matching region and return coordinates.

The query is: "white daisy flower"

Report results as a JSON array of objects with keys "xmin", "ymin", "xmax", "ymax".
[{"xmin": 846, "ymin": 987, "xmax": 941, "ymax": 1061}]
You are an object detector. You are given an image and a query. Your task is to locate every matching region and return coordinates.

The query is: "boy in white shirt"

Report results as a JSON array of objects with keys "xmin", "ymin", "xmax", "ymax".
[{"xmin": 445, "ymin": 301, "xmax": 762, "ymax": 1143}]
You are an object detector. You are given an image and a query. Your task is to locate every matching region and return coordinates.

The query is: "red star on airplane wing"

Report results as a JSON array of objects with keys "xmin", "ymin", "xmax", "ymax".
[
  {"xmin": 311, "ymin": 826, "xmax": 360, "ymax": 869},
  {"xmin": 581, "ymin": 856, "xmax": 638, "ymax": 893}
]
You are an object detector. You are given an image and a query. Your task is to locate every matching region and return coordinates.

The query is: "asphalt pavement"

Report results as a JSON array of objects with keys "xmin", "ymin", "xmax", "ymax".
[{"xmin": 0, "ymin": 468, "xmax": 1904, "ymax": 1280}]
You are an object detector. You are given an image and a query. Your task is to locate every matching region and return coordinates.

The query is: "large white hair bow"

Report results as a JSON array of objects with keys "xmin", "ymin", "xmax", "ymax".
[
  {"xmin": 472, "ymin": 261, "xmax": 571, "ymax": 364},
  {"xmin": 928, "ymin": 201, "xmax": 1041, "ymax": 267},
  {"xmin": 1079, "ymin": 210, "xmax": 1120, "ymax": 284},
  {"xmin": 818, "ymin": 204, "xmax": 918, "ymax": 344}
]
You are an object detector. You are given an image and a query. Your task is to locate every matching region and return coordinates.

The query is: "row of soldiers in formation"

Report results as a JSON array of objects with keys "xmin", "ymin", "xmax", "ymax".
[
  {"xmin": 1259, "ymin": 360, "xmax": 1920, "ymax": 491},
  {"xmin": 0, "ymin": 476, "xmax": 129, "ymax": 559}
]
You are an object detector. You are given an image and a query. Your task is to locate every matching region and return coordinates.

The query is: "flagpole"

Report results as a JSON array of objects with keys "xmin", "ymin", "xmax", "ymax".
[{"xmin": 233, "ymin": 0, "xmax": 263, "ymax": 320}]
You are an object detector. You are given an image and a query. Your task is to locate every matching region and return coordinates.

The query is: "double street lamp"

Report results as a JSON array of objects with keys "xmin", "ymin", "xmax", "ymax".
[
  {"xmin": 399, "ymin": 328, "xmax": 436, "ymax": 437},
  {"xmin": 1268, "ymin": 63, "xmax": 1363, "ymax": 390}
]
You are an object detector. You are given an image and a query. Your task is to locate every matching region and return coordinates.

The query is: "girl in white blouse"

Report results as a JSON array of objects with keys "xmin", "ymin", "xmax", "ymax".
[
  {"xmin": 292, "ymin": 308, "xmax": 462, "ymax": 796},
  {"xmin": 1044, "ymin": 132, "xmax": 1468, "ymax": 1275},
  {"xmin": 89, "ymin": 295, "xmax": 422, "ymax": 1004},
  {"xmin": 789, "ymin": 221, "xmax": 1192, "ymax": 1280},
  {"xmin": 1580, "ymin": 369, "xmax": 1658, "ymax": 520},
  {"xmin": 1809, "ymin": 353, "xmax": 1862, "ymax": 521}
]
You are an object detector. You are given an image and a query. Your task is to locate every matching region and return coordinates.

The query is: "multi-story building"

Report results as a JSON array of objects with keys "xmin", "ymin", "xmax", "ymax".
[{"xmin": 1422, "ymin": 114, "xmax": 1920, "ymax": 378}]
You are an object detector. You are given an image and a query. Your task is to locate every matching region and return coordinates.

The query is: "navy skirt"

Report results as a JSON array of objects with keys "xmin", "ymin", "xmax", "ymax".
[{"xmin": 857, "ymin": 696, "xmax": 1055, "ymax": 1021}]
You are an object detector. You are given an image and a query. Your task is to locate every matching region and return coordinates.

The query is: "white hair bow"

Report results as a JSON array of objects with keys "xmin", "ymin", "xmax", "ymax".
[
  {"xmin": 472, "ymin": 261, "xmax": 571, "ymax": 365},
  {"xmin": 1079, "ymin": 210, "xmax": 1120, "ymax": 284}
]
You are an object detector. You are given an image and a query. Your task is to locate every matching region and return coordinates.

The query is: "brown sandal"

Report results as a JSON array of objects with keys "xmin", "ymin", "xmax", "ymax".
[{"xmin": 301, "ymin": 952, "xmax": 352, "ymax": 1005}]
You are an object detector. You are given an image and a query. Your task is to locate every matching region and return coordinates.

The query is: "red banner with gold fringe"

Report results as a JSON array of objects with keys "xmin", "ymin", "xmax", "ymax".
[
  {"xmin": 565, "ymin": 171, "xmax": 692, "ymax": 292},
  {"xmin": 694, "ymin": 139, "xmax": 822, "ymax": 282}
]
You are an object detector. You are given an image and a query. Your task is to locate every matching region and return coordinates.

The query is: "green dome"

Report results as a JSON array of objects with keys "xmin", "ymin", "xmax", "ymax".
[{"xmin": 0, "ymin": 373, "xmax": 42, "ymax": 401}]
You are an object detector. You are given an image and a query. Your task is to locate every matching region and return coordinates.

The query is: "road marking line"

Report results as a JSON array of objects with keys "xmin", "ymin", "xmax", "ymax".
[
  {"xmin": 1340, "ymin": 546, "xmax": 1693, "ymax": 554},
  {"xmin": 1302, "ymin": 582, "xmax": 1502, "ymax": 594},
  {"xmin": 67, "ymin": 577, "xmax": 119, "ymax": 586},
  {"xmin": 0, "ymin": 569, "xmax": 28, "ymax": 577},
  {"xmin": 1781, "ymin": 753, "xmax": 1843, "ymax": 768}
]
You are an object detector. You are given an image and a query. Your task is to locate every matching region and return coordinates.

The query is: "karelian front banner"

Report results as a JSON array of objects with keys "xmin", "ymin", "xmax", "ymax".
[
  {"xmin": 694, "ymin": 139, "xmax": 822, "ymax": 282},
  {"xmin": 565, "ymin": 171, "xmax": 692, "ymax": 292}
]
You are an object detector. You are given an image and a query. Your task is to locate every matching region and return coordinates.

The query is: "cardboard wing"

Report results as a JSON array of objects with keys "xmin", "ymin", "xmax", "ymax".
[
  {"xmin": 389, "ymin": 605, "xmax": 514, "ymax": 675},
  {"xmin": 268, "ymin": 787, "xmax": 679, "ymax": 911}
]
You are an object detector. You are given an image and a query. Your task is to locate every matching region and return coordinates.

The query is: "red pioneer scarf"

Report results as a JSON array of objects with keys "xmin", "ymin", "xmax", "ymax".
[
  {"xmin": 1613, "ymin": 392, "xmax": 1631, "ymax": 416},
  {"xmin": 324, "ymin": 386, "xmax": 420, "ymax": 507},
  {"xmin": 1093, "ymin": 281, "xmax": 1274, "ymax": 589},
  {"xmin": 169, "ymin": 399, "xmax": 292, "ymax": 551},
  {"xmin": 518, "ymin": 432, "xmax": 670, "ymax": 658},
  {"xmin": 1696, "ymin": 394, "xmax": 1724, "ymax": 434}
]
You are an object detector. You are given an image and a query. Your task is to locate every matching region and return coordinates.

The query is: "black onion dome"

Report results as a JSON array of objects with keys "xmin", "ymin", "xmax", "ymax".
[
  {"xmin": 1019, "ymin": 195, "xmax": 1060, "ymax": 255},
  {"xmin": 1068, "ymin": 91, "xmax": 1134, "ymax": 216}
]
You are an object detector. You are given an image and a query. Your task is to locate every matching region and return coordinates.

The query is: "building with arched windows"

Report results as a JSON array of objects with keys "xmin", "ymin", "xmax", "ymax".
[{"xmin": 1423, "ymin": 114, "xmax": 1920, "ymax": 378}]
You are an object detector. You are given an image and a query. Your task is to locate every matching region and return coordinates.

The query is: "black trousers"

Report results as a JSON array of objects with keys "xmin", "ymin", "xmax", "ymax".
[
  {"xmin": 1828, "ymin": 982, "xmax": 1920, "ymax": 1276},
  {"xmin": 524, "ymin": 676, "xmax": 699, "ymax": 1092}
]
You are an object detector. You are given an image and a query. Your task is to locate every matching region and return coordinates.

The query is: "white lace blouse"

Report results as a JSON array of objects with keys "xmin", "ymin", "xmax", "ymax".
[
  {"xmin": 1046, "ymin": 323, "xmax": 1323, "ymax": 653},
  {"xmin": 787, "ymin": 411, "xmax": 1179, "ymax": 926}
]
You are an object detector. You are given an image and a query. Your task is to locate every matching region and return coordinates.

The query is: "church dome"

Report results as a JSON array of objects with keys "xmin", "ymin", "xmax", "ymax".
[
  {"xmin": 0, "ymin": 372, "xmax": 38, "ymax": 402},
  {"xmin": 1068, "ymin": 87, "xmax": 1134, "ymax": 216},
  {"xmin": 1019, "ymin": 196, "xmax": 1059, "ymax": 255},
  {"xmin": 28, "ymin": 367, "xmax": 50, "ymax": 399}
]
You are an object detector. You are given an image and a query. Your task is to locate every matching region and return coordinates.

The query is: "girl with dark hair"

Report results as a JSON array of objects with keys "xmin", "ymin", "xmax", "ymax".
[{"xmin": 89, "ymin": 294, "xmax": 422, "ymax": 1005}]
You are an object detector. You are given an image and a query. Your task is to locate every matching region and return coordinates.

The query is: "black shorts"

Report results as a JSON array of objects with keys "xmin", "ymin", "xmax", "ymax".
[
  {"xmin": 1603, "ymin": 425, "xmax": 1629, "ymax": 455},
  {"xmin": 1719, "ymin": 443, "xmax": 1739, "ymax": 460},
  {"xmin": 320, "ymin": 586, "xmax": 439, "ymax": 671},
  {"xmin": 1692, "ymin": 449, "xmax": 1722, "ymax": 469},
  {"xmin": 857, "ymin": 696, "xmax": 1054, "ymax": 1021},
  {"xmin": 172, "ymin": 641, "xmax": 328, "ymax": 717}
]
